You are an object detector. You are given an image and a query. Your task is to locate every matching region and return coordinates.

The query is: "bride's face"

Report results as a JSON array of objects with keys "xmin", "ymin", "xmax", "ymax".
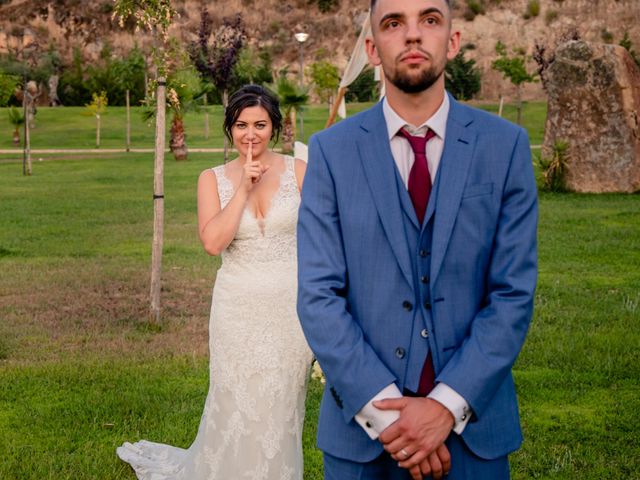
[{"xmin": 231, "ymin": 105, "xmax": 273, "ymax": 159}]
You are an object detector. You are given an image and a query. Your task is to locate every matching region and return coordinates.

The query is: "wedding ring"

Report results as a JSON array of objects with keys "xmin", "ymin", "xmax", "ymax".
[{"xmin": 400, "ymin": 448, "xmax": 409, "ymax": 459}]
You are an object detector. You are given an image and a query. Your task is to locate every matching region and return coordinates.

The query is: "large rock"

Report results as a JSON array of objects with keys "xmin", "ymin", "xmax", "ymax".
[{"xmin": 543, "ymin": 40, "xmax": 640, "ymax": 193}]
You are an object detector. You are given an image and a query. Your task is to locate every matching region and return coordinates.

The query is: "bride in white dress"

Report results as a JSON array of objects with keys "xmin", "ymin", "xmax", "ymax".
[{"xmin": 117, "ymin": 85, "xmax": 313, "ymax": 479}]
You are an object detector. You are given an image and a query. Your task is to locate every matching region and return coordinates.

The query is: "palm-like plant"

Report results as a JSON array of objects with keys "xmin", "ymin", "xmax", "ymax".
[
  {"xmin": 143, "ymin": 66, "xmax": 203, "ymax": 161},
  {"xmin": 8, "ymin": 106, "xmax": 25, "ymax": 146},
  {"xmin": 271, "ymin": 76, "xmax": 309, "ymax": 153}
]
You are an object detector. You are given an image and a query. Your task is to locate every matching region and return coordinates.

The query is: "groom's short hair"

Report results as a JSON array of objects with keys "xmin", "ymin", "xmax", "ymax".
[{"xmin": 370, "ymin": 0, "xmax": 451, "ymax": 12}]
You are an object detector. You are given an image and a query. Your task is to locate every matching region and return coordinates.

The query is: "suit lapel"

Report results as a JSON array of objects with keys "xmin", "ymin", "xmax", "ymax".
[
  {"xmin": 357, "ymin": 103, "xmax": 414, "ymax": 289},
  {"xmin": 430, "ymin": 98, "xmax": 476, "ymax": 285}
]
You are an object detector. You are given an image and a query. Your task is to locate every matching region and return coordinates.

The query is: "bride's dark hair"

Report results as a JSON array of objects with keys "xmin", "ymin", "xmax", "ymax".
[{"xmin": 223, "ymin": 85, "xmax": 282, "ymax": 144}]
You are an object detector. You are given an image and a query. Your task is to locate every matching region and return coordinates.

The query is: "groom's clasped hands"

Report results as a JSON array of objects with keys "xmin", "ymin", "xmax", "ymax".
[{"xmin": 375, "ymin": 397, "xmax": 454, "ymax": 480}]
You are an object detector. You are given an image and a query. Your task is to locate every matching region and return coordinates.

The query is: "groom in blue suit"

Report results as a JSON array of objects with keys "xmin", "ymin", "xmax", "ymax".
[{"xmin": 297, "ymin": 0, "xmax": 538, "ymax": 478}]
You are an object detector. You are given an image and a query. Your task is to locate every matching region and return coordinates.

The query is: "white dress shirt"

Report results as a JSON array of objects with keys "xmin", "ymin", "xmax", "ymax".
[{"xmin": 354, "ymin": 94, "xmax": 472, "ymax": 440}]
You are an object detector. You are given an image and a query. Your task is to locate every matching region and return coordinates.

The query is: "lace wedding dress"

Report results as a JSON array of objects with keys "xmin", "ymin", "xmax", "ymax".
[{"xmin": 117, "ymin": 156, "xmax": 313, "ymax": 479}]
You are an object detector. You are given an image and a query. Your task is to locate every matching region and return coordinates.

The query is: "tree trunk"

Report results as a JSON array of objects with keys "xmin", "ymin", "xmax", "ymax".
[
  {"xmin": 96, "ymin": 114, "xmax": 101, "ymax": 148},
  {"xmin": 149, "ymin": 77, "xmax": 166, "ymax": 324},
  {"xmin": 48, "ymin": 74, "xmax": 61, "ymax": 106},
  {"xmin": 126, "ymin": 89, "xmax": 131, "ymax": 152},
  {"xmin": 170, "ymin": 114, "xmax": 188, "ymax": 161},
  {"xmin": 13, "ymin": 128, "xmax": 20, "ymax": 145},
  {"xmin": 291, "ymin": 108, "xmax": 297, "ymax": 144},
  {"xmin": 223, "ymin": 90, "xmax": 229, "ymax": 163},
  {"xmin": 282, "ymin": 112, "xmax": 294, "ymax": 154}
]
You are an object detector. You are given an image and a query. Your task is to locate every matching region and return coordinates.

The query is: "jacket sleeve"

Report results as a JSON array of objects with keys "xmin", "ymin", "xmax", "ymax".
[
  {"xmin": 435, "ymin": 127, "xmax": 538, "ymax": 419},
  {"xmin": 297, "ymin": 134, "xmax": 398, "ymax": 423}
]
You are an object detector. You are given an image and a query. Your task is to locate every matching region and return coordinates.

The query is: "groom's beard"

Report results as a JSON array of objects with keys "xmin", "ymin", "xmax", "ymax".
[{"xmin": 388, "ymin": 56, "xmax": 446, "ymax": 94}]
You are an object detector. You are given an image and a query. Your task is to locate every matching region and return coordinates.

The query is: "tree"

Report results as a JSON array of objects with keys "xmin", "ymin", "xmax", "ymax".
[
  {"xmin": 85, "ymin": 91, "xmax": 108, "ymax": 148},
  {"xmin": 58, "ymin": 48, "xmax": 92, "ymax": 106},
  {"xmin": 271, "ymin": 75, "xmax": 309, "ymax": 153},
  {"xmin": 114, "ymin": 45, "xmax": 147, "ymax": 150},
  {"xmin": 309, "ymin": 60, "xmax": 340, "ymax": 108},
  {"xmin": 491, "ymin": 41, "xmax": 537, "ymax": 125},
  {"xmin": 114, "ymin": 0, "xmax": 175, "ymax": 324},
  {"xmin": 233, "ymin": 46, "xmax": 274, "ymax": 89},
  {"xmin": 190, "ymin": 8, "xmax": 245, "ymax": 162},
  {"xmin": 164, "ymin": 61, "xmax": 203, "ymax": 161},
  {"xmin": 345, "ymin": 67, "xmax": 378, "ymax": 103},
  {"xmin": 445, "ymin": 47, "xmax": 481, "ymax": 101}
]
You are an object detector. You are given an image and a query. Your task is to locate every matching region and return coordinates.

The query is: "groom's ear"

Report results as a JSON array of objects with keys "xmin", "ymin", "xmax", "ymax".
[{"xmin": 366, "ymin": 37, "xmax": 382, "ymax": 67}]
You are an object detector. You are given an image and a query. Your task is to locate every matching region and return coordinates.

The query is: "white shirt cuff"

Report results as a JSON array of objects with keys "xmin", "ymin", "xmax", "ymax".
[
  {"xmin": 354, "ymin": 383, "xmax": 402, "ymax": 440},
  {"xmin": 428, "ymin": 383, "xmax": 472, "ymax": 434}
]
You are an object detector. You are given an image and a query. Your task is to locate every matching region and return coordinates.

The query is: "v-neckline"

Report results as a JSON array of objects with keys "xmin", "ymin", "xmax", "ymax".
[{"xmin": 223, "ymin": 156, "xmax": 289, "ymax": 222}]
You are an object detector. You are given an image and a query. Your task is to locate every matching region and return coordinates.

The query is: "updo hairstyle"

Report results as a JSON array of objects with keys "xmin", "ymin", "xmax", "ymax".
[{"xmin": 223, "ymin": 85, "xmax": 282, "ymax": 144}]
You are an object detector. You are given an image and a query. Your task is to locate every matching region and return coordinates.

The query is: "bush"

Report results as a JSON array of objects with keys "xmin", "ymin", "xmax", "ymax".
[
  {"xmin": 600, "ymin": 29, "xmax": 614, "ymax": 44},
  {"xmin": 523, "ymin": 0, "xmax": 540, "ymax": 19},
  {"xmin": 619, "ymin": 31, "xmax": 640, "ymax": 67},
  {"xmin": 467, "ymin": 0, "xmax": 485, "ymax": 15},
  {"xmin": 310, "ymin": 0, "xmax": 339, "ymax": 13},
  {"xmin": 545, "ymin": 9, "xmax": 558, "ymax": 25},
  {"xmin": 538, "ymin": 139, "xmax": 570, "ymax": 192}
]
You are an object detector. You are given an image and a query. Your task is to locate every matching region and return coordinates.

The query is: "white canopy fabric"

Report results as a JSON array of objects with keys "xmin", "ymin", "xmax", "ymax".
[{"xmin": 337, "ymin": 13, "xmax": 372, "ymax": 119}]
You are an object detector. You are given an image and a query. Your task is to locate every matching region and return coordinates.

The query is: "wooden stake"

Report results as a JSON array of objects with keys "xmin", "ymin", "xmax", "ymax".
[
  {"xmin": 96, "ymin": 114, "xmax": 101, "ymax": 148},
  {"xmin": 325, "ymin": 87, "xmax": 347, "ymax": 129},
  {"xmin": 204, "ymin": 95, "xmax": 209, "ymax": 140},
  {"xmin": 126, "ymin": 89, "xmax": 131, "ymax": 152},
  {"xmin": 149, "ymin": 77, "xmax": 166, "ymax": 324},
  {"xmin": 222, "ymin": 90, "xmax": 229, "ymax": 163},
  {"xmin": 23, "ymin": 92, "xmax": 32, "ymax": 176}
]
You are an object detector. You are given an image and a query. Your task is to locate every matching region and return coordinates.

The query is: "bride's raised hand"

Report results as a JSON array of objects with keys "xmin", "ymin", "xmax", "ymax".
[{"xmin": 241, "ymin": 142, "xmax": 269, "ymax": 191}]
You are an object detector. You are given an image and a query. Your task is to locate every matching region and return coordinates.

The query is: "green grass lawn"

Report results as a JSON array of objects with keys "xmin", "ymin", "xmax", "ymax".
[
  {"xmin": 0, "ymin": 100, "xmax": 544, "ymax": 152},
  {"xmin": 0, "ymin": 102, "xmax": 376, "ymax": 152},
  {"xmin": 1, "ymin": 102, "xmax": 638, "ymax": 479}
]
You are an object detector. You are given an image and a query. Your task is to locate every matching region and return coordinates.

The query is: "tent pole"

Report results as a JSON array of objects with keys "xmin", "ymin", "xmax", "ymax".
[{"xmin": 325, "ymin": 86, "xmax": 347, "ymax": 129}]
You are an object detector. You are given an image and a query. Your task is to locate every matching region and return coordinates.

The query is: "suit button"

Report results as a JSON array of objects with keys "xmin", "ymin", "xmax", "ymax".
[
  {"xmin": 421, "ymin": 329, "xmax": 429, "ymax": 338},
  {"xmin": 424, "ymin": 301, "xmax": 431, "ymax": 310},
  {"xmin": 419, "ymin": 250, "xmax": 430, "ymax": 257},
  {"xmin": 420, "ymin": 276, "xmax": 430, "ymax": 284},
  {"xmin": 395, "ymin": 347, "xmax": 405, "ymax": 359},
  {"xmin": 402, "ymin": 301, "xmax": 413, "ymax": 311}
]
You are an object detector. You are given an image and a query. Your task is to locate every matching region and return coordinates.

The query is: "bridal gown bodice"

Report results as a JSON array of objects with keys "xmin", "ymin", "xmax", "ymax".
[{"xmin": 117, "ymin": 156, "xmax": 313, "ymax": 480}]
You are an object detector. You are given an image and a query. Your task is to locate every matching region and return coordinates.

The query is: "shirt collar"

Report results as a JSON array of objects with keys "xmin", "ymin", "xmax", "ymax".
[{"xmin": 382, "ymin": 93, "xmax": 449, "ymax": 141}]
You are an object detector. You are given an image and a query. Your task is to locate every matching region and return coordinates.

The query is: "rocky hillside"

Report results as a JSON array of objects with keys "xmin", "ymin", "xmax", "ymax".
[{"xmin": 1, "ymin": 0, "xmax": 639, "ymax": 101}]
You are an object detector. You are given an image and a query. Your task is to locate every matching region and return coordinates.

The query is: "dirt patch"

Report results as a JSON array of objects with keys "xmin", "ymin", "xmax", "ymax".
[{"xmin": 0, "ymin": 260, "xmax": 214, "ymax": 364}]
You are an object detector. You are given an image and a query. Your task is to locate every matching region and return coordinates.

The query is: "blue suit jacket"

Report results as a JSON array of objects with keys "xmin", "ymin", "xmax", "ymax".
[{"xmin": 297, "ymin": 96, "xmax": 538, "ymax": 462}]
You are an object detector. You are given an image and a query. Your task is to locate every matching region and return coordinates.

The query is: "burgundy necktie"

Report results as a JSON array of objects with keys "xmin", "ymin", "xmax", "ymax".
[
  {"xmin": 398, "ymin": 127, "xmax": 436, "ymax": 224},
  {"xmin": 398, "ymin": 127, "xmax": 436, "ymax": 396}
]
